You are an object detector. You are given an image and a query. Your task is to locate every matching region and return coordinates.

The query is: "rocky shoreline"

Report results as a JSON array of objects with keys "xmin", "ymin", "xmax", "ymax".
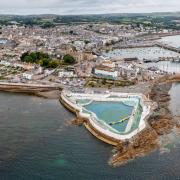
[
  {"xmin": 110, "ymin": 76, "xmax": 180, "ymax": 166},
  {"xmin": 69, "ymin": 75, "xmax": 180, "ymax": 167},
  {"xmin": 1, "ymin": 75, "xmax": 180, "ymax": 167}
]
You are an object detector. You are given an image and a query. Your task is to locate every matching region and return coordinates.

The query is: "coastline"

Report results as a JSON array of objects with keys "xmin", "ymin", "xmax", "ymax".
[
  {"xmin": 59, "ymin": 75, "xmax": 180, "ymax": 166},
  {"xmin": 34, "ymin": 90, "xmax": 60, "ymax": 99},
  {"xmin": 0, "ymin": 82, "xmax": 61, "ymax": 99},
  {"xmin": 59, "ymin": 93, "xmax": 120, "ymax": 145},
  {"xmin": 0, "ymin": 89, "xmax": 61, "ymax": 99},
  {"xmin": 109, "ymin": 82, "xmax": 172, "ymax": 166},
  {"xmin": 110, "ymin": 76, "xmax": 180, "ymax": 166},
  {"xmin": 0, "ymin": 75, "xmax": 180, "ymax": 166}
]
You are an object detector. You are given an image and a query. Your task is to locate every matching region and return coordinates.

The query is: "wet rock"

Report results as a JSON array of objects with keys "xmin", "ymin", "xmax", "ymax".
[
  {"xmin": 110, "ymin": 128, "xmax": 158, "ymax": 166},
  {"xmin": 149, "ymin": 118, "xmax": 174, "ymax": 135},
  {"xmin": 110, "ymin": 76, "xmax": 180, "ymax": 166},
  {"xmin": 71, "ymin": 117, "xmax": 86, "ymax": 126}
]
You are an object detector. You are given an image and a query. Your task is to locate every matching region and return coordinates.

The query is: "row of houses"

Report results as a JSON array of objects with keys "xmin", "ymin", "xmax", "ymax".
[{"xmin": 93, "ymin": 60, "xmax": 118, "ymax": 79}]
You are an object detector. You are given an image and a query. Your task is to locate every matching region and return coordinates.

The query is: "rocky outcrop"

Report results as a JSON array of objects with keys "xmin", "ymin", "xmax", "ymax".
[
  {"xmin": 110, "ymin": 128, "xmax": 158, "ymax": 166},
  {"xmin": 61, "ymin": 75, "xmax": 179, "ymax": 167},
  {"xmin": 71, "ymin": 117, "xmax": 86, "ymax": 126},
  {"xmin": 148, "ymin": 82, "xmax": 174, "ymax": 135},
  {"xmin": 110, "ymin": 76, "xmax": 179, "ymax": 166},
  {"xmin": 149, "ymin": 117, "xmax": 174, "ymax": 135}
]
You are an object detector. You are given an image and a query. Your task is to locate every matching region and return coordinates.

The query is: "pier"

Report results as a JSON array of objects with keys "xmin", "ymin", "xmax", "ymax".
[
  {"xmin": 158, "ymin": 56, "xmax": 180, "ymax": 62},
  {"xmin": 156, "ymin": 42, "xmax": 180, "ymax": 53},
  {"xmin": 0, "ymin": 82, "xmax": 62, "ymax": 93}
]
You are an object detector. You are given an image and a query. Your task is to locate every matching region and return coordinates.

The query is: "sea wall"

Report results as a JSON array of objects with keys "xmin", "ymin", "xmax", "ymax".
[
  {"xmin": 0, "ymin": 82, "xmax": 61, "ymax": 93},
  {"xmin": 59, "ymin": 93, "xmax": 120, "ymax": 145},
  {"xmin": 60, "ymin": 90, "xmax": 153, "ymax": 144}
]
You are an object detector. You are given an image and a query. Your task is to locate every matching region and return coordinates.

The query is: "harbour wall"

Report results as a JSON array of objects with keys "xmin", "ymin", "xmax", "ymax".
[
  {"xmin": 0, "ymin": 82, "xmax": 61, "ymax": 93},
  {"xmin": 60, "ymin": 91, "xmax": 153, "ymax": 145}
]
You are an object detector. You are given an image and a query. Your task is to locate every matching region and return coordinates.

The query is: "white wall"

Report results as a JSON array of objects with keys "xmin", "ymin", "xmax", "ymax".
[
  {"xmin": 95, "ymin": 68, "xmax": 118, "ymax": 78},
  {"xmin": 61, "ymin": 91, "xmax": 152, "ymax": 141}
]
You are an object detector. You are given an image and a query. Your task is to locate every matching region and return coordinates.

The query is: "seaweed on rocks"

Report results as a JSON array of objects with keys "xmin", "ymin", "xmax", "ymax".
[{"xmin": 110, "ymin": 76, "xmax": 180, "ymax": 166}]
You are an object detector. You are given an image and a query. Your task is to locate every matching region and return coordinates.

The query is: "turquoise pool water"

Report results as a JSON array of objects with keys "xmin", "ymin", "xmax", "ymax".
[
  {"xmin": 76, "ymin": 99, "xmax": 91, "ymax": 105},
  {"xmin": 84, "ymin": 101, "xmax": 134, "ymax": 132}
]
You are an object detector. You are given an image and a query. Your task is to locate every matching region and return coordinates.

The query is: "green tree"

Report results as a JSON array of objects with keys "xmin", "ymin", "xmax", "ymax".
[
  {"xmin": 23, "ymin": 55, "xmax": 33, "ymax": 63},
  {"xmin": 29, "ymin": 52, "xmax": 38, "ymax": 62},
  {"xmin": 21, "ymin": 52, "xmax": 29, "ymax": 61},
  {"xmin": 48, "ymin": 60, "xmax": 59, "ymax": 68},
  {"xmin": 42, "ymin": 58, "xmax": 49, "ymax": 68},
  {"xmin": 42, "ymin": 22, "xmax": 55, "ymax": 29},
  {"xmin": 20, "ymin": 51, "xmax": 60, "ymax": 68},
  {"xmin": 63, "ymin": 54, "xmax": 76, "ymax": 64}
]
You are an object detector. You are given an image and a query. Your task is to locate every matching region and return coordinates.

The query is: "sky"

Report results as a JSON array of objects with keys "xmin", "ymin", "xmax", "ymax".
[{"xmin": 0, "ymin": 0, "xmax": 179, "ymax": 15}]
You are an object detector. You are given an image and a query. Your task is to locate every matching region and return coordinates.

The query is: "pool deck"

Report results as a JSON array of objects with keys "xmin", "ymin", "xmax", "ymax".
[{"xmin": 60, "ymin": 90, "xmax": 154, "ymax": 145}]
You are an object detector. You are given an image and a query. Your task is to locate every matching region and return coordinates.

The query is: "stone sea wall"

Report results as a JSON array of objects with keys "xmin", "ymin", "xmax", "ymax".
[{"xmin": 60, "ymin": 91, "xmax": 153, "ymax": 143}]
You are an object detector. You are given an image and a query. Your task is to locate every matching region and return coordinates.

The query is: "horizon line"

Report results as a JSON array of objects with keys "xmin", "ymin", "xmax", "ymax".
[{"xmin": 0, "ymin": 10, "xmax": 179, "ymax": 16}]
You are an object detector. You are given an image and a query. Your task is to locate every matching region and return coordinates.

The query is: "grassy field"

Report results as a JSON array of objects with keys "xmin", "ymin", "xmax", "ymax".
[{"xmin": 85, "ymin": 77, "xmax": 135, "ymax": 88}]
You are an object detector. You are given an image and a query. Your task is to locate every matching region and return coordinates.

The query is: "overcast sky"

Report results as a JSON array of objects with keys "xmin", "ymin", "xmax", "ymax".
[{"xmin": 0, "ymin": 0, "xmax": 179, "ymax": 15}]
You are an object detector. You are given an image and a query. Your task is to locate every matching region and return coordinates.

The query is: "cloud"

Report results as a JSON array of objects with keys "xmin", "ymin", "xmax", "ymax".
[{"xmin": 0, "ymin": 0, "xmax": 179, "ymax": 15}]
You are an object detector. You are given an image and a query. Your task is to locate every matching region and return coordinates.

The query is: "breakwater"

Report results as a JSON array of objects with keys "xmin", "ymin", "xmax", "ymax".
[
  {"xmin": 110, "ymin": 43, "xmax": 180, "ymax": 55},
  {"xmin": 0, "ymin": 82, "xmax": 61, "ymax": 93},
  {"xmin": 156, "ymin": 42, "xmax": 180, "ymax": 53},
  {"xmin": 59, "ymin": 92, "xmax": 120, "ymax": 146},
  {"xmin": 60, "ymin": 91, "xmax": 154, "ymax": 147}
]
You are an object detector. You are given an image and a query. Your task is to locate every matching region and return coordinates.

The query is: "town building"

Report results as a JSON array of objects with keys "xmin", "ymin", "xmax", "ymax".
[
  {"xmin": 94, "ymin": 65, "xmax": 118, "ymax": 79},
  {"xmin": 58, "ymin": 70, "xmax": 74, "ymax": 78}
]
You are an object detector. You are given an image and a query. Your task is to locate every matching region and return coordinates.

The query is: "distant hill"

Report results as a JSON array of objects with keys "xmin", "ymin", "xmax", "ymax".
[{"xmin": 0, "ymin": 12, "xmax": 179, "ymax": 30}]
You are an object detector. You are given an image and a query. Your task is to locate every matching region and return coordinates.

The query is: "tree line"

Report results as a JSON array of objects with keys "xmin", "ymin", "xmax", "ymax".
[{"xmin": 20, "ymin": 52, "xmax": 76, "ymax": 68}]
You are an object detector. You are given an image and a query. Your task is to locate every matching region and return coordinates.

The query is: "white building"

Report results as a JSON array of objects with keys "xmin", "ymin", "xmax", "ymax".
[
  {"xmin": 0, "ymin": 60, "xmax": 11, "ymax": 66},
  {"xmin": 94, "ymin": 66, "xmax": 118, "ymax": 79},
  {"xmin": 44, "ymin": 69, "xmax": 55, "ymax": 76},
  {"xmin": 34, "ymin": 66, "xmax": 43, "ymax": 75},
  {"xmin": 73, "ymin": 41, "xmax": 85, "ymax": 51},
  {"xmin": 22, "ymin": 73, "xmax": 33, "ymax": 80},
  {"xmin": 0, "ymin": 60, "xmax": 35, "ymax": 70},
  {"xmin": 58, "ymin": 71, "xmax": 74, "ymax": 78}
]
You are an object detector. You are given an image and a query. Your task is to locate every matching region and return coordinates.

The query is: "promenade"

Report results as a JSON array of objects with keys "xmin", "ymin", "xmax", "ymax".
[{"xmin": 0, "ymin": 81, "xmax": 62, "ymax": 93}]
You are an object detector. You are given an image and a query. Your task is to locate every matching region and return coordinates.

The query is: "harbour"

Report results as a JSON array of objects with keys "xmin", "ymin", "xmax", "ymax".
[{"xmin": 103, "ymin": 46, "xmax": 180, "ymax": 62}]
